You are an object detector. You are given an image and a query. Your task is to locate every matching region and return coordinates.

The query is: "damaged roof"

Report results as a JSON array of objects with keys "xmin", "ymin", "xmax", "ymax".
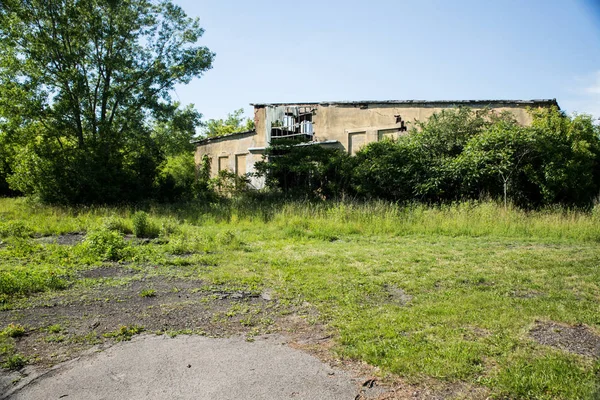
[{"xmin": 251, "ymin": 99, "xmax": 560, "ymax": 108}]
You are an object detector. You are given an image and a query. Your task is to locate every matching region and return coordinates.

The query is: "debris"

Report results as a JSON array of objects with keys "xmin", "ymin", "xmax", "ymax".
[{"xmin": 362, "ymin": 378, "xmax": 376, "ymax": 388}]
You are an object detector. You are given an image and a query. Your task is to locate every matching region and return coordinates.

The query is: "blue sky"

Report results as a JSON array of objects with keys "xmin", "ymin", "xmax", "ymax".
[{"xmin": 173, "ymin": 0, "xmax": 600, "ymax": 122}]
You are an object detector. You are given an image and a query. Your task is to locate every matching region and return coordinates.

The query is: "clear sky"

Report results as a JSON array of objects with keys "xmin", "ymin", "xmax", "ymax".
[{"xmin": 173, "ymin": 0, "xmax": 600, "ymax": 122}]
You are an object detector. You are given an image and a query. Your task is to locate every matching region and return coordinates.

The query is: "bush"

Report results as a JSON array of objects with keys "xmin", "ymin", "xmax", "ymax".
[
  {"xmin": 82, "ymin": 228, "xmax": 128, "ymax": 261},
  {"xmin": 132, "ymin": 211, "xmax": 160, "ymax": 239}
]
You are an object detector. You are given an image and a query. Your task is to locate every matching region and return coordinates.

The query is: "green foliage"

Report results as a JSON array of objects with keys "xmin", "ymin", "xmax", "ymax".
[
  {"xmin": 1, "ymin": 323, "xmax": 25, "ymax": 338},
  {"xmin": 210, "ymin": 170, "xmax": 251, "ymax": 197},
  {"xmin": 0, "ymin": 0, "xmax": 213, "ymax": 204},
  {"xmin": 204, "ymin": 108, "xmax": 255, "ymax": 138},
  {"xmin": 132, "ymin": 211, "xmax": 160, "ymax": 239},
  {"xmin": 81, "ymin": 228, "xmax": 128, "ymax": 261},
  {"xmin": 1, "ymin": 197, "xmax": 600, "ymax": 397},
  {"xmin": 102, "ymin": 216, "xmax": 132, "ymax": 235},
  {"xmin": 139, "ymin": 289, "xmax": 156, "ymax": 298},
  {"xmin": 0, "ymin": 221, "xmax": 32, "ymax": 239},
  {"xmin": 2, "ymin": 353, "xmax": 26, "ymax": 370},
  {"xmin": 46, "ymin": 324, "xmax": 63, "ymax": 334},
  {"xmin": 0, "ymin": 265, "xmax": 70, "ymax": 296},
  {"xmin": 155, "ymin": 153, "xmax": 199, "ymax": 202},
  {"xmin": 103, "ymin": 325, "xmax": 144, "ymax": 341},
  {"xmin": 351, "ymin": 107, "xmax": 600, "ymax": 207},
  {"xmin": 254, "ymin": 140, "xmax": 354, "ymax": 199}
]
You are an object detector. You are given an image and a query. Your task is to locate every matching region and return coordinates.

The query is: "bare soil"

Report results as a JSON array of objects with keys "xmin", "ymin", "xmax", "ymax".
[
  {"xmin": 530, "ymin": 320, "xmax": 600, "ymax": 358},
  {"xmin": 0, "ymin": 274, "xmax": 280, "ymax": 370}
]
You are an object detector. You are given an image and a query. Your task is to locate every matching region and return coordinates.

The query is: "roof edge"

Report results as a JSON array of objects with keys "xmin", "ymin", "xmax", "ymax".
[{"xmin": 251, "ymin": 99, "xmax": 560, "ymax": 109}]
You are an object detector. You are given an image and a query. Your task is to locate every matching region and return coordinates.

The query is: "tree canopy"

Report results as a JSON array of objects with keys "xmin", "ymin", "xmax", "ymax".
[
  {"xmin": 203, "ymin": 108, "xmax": 254, "ymax": 138},
  {"xmin": 0, "ymin": 0, "xmax": 214, "ymax": 203}
]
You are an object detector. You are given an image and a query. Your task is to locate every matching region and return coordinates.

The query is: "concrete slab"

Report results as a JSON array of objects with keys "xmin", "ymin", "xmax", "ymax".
[{"xmin": 2, "ymin": 335, "xmax": 360, "ymax": 400}]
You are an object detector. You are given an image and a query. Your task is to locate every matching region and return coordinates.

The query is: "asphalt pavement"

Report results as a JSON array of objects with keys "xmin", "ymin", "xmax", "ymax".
[{"xmin": 2, "ymin": 334, "xmax": 361, "ymax": 400}]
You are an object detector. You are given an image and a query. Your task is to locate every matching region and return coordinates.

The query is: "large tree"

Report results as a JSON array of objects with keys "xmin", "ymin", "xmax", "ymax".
[{"xmin": 0, "ymin": 0, "xmax": 213, "ymax": 203}]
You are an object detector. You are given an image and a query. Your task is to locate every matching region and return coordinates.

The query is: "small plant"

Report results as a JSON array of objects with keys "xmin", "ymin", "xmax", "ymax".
[
  {"xmin": 2, "ymin": 323, "xmax": 25, "ymax": 338},
  {"xmin": 132, "ymin": 211, "xmax": 160, "ymax": 239},
  {"xmin": 82, "ymin": 228, "xmax": 128, "ymax": 261},
  {"xmin": 69, "ymin": 331, "xmax": 100, "ymax": 345},
  {"xmin": 103, "ymin": 325, "xmax": 144, "ymax": 342},
  {"xmin": 139, "ymin": 289, "xmax": 156, "ymax": 298},
  {"xmin": 46, "ymin": 324, "xmax": 62, "ymax": 333},
  {"xmin": 45, "ymin": 334, "xmax": 66, "ymax": 343},
  {"xmin": 2, "ymin": 354, "xmax": 26, "ymax": 370},
  {"xmin": 103, "ymin": 216, "xmax": 132, "ymax": 234},
  {"xmin": 216, "ymin": 230, "xmax": 239, "ymax": 246}
]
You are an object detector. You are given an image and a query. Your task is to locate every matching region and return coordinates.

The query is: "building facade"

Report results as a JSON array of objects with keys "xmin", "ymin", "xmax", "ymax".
[{"xmin": 194, "ymin": 99, "xmax": 559, "ymax": 189}]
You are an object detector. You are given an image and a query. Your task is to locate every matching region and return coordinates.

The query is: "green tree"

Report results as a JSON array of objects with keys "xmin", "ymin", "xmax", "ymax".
[
  {"xmin": 525, "ymin": 107, "xmax": 600, "ymax": 206},
  {"xmin": 456, "ymin": 117, "xmax": 534, "ymax": 208},
  {"xmin": 0, "ymin": 0, "xmax": 214, "ymax": 203},
  {"xmin": 254, "ymin": 140, "xmax": 353, "ymax": 198},
  {"xmin": 204, "ymin": 108, "xmax": 254, "ymax": 138}
]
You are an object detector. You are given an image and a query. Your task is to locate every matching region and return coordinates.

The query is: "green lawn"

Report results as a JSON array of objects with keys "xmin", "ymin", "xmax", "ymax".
[{"xmin": 1, "ymin": 197, "xmax": 599, "ymax": 398}]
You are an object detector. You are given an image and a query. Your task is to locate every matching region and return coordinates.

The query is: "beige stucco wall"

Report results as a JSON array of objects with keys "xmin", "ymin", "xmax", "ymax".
[{"xmin": 194, "ymin": 132, "xmax": 265, "ymax": 188}]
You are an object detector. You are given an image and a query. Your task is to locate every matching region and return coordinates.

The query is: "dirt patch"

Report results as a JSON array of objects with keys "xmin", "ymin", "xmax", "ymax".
[
  {"xmin": 385, "ymin": 285, "xmax": 413, "ymax": 306},
  {"xmin": 530, "ymin": 320, "xmax": 600, "ymax": 358},
  {"xmin": 33, "ymin": 233, "xmax": 86, "ymax": 246},
  {"xmin": 510, "ymin": 289, "xmax": 544, "ymax": 299},
  {"xmin": 0, "ymin": 277, "xmax": 281, "ymax": 371},
  {"xmin": 79, "ymin": 265, "xmax": 136, "ymax": 279}
]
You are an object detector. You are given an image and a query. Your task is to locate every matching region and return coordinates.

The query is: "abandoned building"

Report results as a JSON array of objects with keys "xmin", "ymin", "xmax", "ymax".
[{"xmin": 193, "ymin": 99, "xmax": 559, "ymax": 189}]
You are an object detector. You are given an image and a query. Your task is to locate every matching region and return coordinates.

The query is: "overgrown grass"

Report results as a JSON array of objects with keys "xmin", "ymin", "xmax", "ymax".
[{"xmin": 1, "ymin": 197, "xmax": 600, "ymax": 398}]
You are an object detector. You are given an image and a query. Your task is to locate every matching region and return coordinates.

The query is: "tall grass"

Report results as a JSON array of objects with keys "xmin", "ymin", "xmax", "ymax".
[{"xmin": 1, "ymin": 197, "xmax": 599, "ymax": 241}]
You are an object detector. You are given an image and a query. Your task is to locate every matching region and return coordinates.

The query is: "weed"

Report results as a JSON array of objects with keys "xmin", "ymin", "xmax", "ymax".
[
  {"xmin": 0, "ymin": 221, "xmax": 32, "ymax": 238},
  {"xmin": 139, "ymin": 289, "xmax": 156, "ymax": 298},
  {"xmin": 103, "ymin": 216, "xmax": 132, "ymax": 234},
  {"xmin": 46, "ymin": 324, "xmax": 63, "ymax": 333},
  {"xmin": 103, "ymin": 325, "xmax": 144, "ymax": 341},
  {"xmin": 70, "ymin": 331, "xmax": 100, "ymax": 345},
  {"xmin": 132, "ymin": 211, "xmax": 160, "ymax": 239},
  {"xmin": 2, "ymin": 354, "xmax": 26, "ymax": 370},
  {"xmin": 81, "ymin": 228, "xmax": 128, "ymax": 261},
  {"xmin": 2, "ymin": 197, "xmax": 600, "ymax": 399},
  {"xmin": 45, "ymin": 334, "xmax": 66, "ymax": 343},
  {"xmin": 2, "ymin": 323, "xmax": 25, "ymax": 338}
]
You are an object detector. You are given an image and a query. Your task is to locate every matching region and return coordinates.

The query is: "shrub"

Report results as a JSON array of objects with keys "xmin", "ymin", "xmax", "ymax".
[
  {"xmin": 132, "ymin": 211, "xmax": 160, "ymax": 239},
  {"xmin": 82, "ymin": 228, "xmax": 128, "ymax": 261}
]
